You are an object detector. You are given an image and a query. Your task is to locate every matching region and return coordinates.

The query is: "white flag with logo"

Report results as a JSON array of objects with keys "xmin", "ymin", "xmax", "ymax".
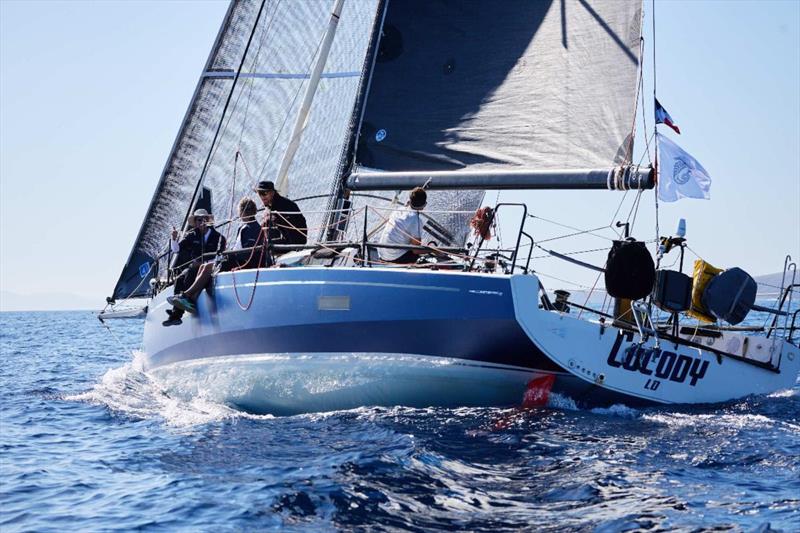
[{"xmin": 657, "ymin": 133, "xmax": 712, "ymax": 202}]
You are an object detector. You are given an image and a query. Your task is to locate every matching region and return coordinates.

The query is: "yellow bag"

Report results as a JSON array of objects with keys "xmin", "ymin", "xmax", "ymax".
[{"xmin": 687, "ymin": 259, "xmax": 722, "ymax": 322}]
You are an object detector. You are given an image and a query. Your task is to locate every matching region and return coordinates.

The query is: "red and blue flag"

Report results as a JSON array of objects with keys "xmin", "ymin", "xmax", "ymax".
[{"xmin": 655, "ymin": 98, "xmax": 681, "ymax": 134}]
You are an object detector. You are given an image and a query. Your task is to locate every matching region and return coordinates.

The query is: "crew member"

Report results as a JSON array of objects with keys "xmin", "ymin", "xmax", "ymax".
[
  {"xmin": 168, "ymin": 199, "xmax": 265, "ymax": 318},
  {"xmin": 163, "ymin": 208, "xmax": 226, "ymax": 326},
  {"xmin": 255, "ymin": 180, "xmax": 307, "ymax": 246},
  {"xmin": 378, "ymin": 187, "xmax": 427, "ymax": 264}
]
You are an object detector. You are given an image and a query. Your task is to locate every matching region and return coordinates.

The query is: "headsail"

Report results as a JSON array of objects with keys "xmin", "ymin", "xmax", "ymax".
[
  {"xmin": 341, "ymin": 0, "xmax": 644, "ymax": 246},
  {"xmin": 112, "ymin": 0, "xmax": 381, "ymax": 300}
]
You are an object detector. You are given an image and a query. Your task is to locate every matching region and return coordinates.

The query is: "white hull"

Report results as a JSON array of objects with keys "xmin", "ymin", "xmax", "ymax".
[
  {"xmin": 99, "ymin": 306, "xmax": 147, "ymax": 319},
  {"xmin": 511, "ymin": 276, "xmax": 800, "ymax": 405}
]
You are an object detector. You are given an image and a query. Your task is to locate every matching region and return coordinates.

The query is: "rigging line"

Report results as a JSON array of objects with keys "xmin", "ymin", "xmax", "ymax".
[
  {"xmin": 577, "ymin": 270, "xmax": 604, "ymax": 319},
  {"xmin": 625, "ymin": 189, "xmax": 644, "ymax": 231},
  {"xmin": 97, "ymin": 316, "xmax": 137, "ymax": 358},
  {"xmin": 528, "ymin": 214, "xmax": 614, "ymax": 242},
  {"xmin": 530, "ymin": 246, "xmax": 610, "ymax": 260},
  {"xmin": 182, "ymin": 0, "xmax": 268, "ymax": 231},
  {"xmin": 492, "ymin": 210, "xmax": 502, "ymax": 256},
  {"xmin": 235, "ymin": 0, "xmax": 282, "ymax": 148},
  {"xmin": 207, "ymin": 0, "xmax": 280, "ymax": 174},
  {"xmin": 608, "ymin": 189, "xmax": 630, "ymax": 238},
  {"xmin": 650, "ymin": 0, "xmax": 662, "ymax": 266},
  {"xmin": 632, "ymin": 190, "xmax": 645, "ymax": 234},
  {"xmin": 533, "ymin": 271, "xmax": 602, "ymax": 290},
  {"xmin": 230, "ymin": 226, "xmax": 269, "ymax": 311},
  {"xmin": 492, "ymin": 191, "xmax": 503, "ymax": 250},
  {"xmin": 535, "ymin": 245, "xmax": 605, "ymax": 273},
  {"xmin": 639, "ymin": 57, "xmax": 652, "ymax": 164},
  {"xmin": 534, "ymin": 225, "xmax": 613, "ymax": 244},
  {"xmin": 255, "ymin": 26, "xmax": 328, "ymax": 182},
  {"xmin": 601, "ymin": 290, "xmax": 610, "ymax": 316},
  {"xmin": 685, "ymin": 244, "xmax": 702, "ymax": 262},
  {"xmin": 200, "ymin": 0, "xmax": 279, "ymax": 219},
  {"xmin": 654, "ymin": 181, "xmax": 661, "ymax": 264},
  {"xmin": 225, "ymin": 149, "xmax": 260, "ymax": 244},
  {"xmin": 225, "ymin": 152, "xmax": 241, "ymax": 244},
  {"xmin": 660, "ymin": 251, "xmax": 681, "ymax": 270},
  {"xmin": 627, "ymin": 30, "xmax": 646, "ymax": 163},
  {"xmin": 652, "ymin": 0, "xmax": 658, "ymax": 100},
  {"xmin": 636, "ymin": 133, "xmax": 655, "ymax": 167}
]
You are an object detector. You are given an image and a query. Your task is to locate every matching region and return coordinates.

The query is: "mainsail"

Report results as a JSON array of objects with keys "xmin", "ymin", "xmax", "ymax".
[
  {"xmin": 113, "ymin": 0, "xmax": 381, "ymax": 300},
  {"xmin": 340, "ymin": 0, "xmax": 643, "ymax": 245}
]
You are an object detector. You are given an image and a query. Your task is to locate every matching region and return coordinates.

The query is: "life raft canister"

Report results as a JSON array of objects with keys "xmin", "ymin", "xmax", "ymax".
[
  {"xmin": 702, "ymin": 267, "xmax": 757, "ymax": 325},
  {"xmin": 604, "ymin": 240, "xmax": 656, "ymax": 300},
  {"xmin": 687, "ymin": 259, "xmax": 722, "ymax": 323},
  {"xmin": 652, "ymin": 269, "xmax": 693, "ymax": 313}
]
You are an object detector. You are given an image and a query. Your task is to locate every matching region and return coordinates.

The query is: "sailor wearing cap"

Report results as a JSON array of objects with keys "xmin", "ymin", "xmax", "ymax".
[
  {"xmin": 254, "ymin": 181, "xmax": 307, "ymax": 246},
  {"xmin": 163, "ymin": 208, "xmax": 227, "ymax": 326}
]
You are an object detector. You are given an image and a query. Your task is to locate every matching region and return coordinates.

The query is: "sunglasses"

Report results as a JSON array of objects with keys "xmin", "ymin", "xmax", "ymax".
[{"xmin": 257, "ymin": 190, "xmax": 272, "ymax": 196}]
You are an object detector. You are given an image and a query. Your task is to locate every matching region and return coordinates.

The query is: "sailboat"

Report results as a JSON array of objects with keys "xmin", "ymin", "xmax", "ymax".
[{"xmin": 107, "ymin": 0, "xmax": 799, "ymax": 415}]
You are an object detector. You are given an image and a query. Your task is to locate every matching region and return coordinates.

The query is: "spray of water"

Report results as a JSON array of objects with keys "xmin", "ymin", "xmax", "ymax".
[{"xmin": 66, "ymin": 351, "xmax": 273, "ymax": 427}]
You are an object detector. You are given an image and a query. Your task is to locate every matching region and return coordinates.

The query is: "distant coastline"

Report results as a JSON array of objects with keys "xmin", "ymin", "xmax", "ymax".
[{"xmin": 1, "ymin": 290, "xmax": 102, "ymax": 312}]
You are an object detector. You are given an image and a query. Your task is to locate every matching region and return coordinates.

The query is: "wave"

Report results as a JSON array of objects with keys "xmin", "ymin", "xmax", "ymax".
[{"xmin": 65, "ymin": 352, "xmax": 273, "ymax": 427}]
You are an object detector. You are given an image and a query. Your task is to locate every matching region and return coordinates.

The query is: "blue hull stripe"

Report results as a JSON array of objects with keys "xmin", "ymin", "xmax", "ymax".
[{"xmin": 149, "ymin": 318, "xmax": 565, "ymax": 372}]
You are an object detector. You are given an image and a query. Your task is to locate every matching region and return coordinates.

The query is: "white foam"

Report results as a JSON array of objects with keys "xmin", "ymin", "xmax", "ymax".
[
  {"xmin": 547, "ymin": 392, "xmax": 579, "ymax": 410},
  {"xmin": 767, "ymin": 387, "xmax": 798, "ymax": 399},
  {"xmin": 66, "ymin": 351, "xmax": 273, "ymax": 427},
  {"xmin": 642, "ymin": 412, "xmax": 776, "ymax": 431},
  {"xmin": 590, "ymin": 403, "xmax": 640, "ymax": 419}
]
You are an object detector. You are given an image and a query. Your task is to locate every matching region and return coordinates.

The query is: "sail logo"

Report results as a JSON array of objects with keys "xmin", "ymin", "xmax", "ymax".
[
  {"xmin": 672, "ymin": 158, "xmax": 691, "ymax": 185},
  {"xmin": 138, "ymin": 262, "xmax": 150, "ymax": 278},
  {"xmin": 375, "ymin": 129, "xmax": 387, "ymax": 142},
  {"xmin": 606, "ymin": 333, "xmax": 709, "ymax": 387}
]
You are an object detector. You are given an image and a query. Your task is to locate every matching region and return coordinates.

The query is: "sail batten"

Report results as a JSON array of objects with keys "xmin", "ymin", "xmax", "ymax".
[{"xmin": 202, "ymin": 71, "xmax": 361, "ymax": 80}]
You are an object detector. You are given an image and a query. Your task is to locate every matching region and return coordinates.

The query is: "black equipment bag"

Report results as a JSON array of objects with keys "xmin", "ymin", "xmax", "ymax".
[
  {"xmin": 702, "ymin": 267, "xmax": 756, "ymax": 325},
  {"xmin": 652, "ymin": 269, "xmax": 692, "ymax": 313},
  {"xmin": 605, "ymin": 240, "xmax": 656, "ymax": 300}
]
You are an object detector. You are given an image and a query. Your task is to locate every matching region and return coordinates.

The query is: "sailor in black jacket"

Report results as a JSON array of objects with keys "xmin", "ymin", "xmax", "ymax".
[
  {"xmin": 254, "ymin": 180, "xmax": 307, "ymax": 246},
  {"xmin": 172, "ymin": 209, "xmax": 226, "ymax": 268},
  {"xmin": 163, "ymin": 208, "xmax": 226, "ymax": 326}
]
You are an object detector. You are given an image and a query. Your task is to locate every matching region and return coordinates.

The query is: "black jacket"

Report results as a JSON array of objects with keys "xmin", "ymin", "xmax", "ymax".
[
  {"xmin": 237, "ymin": 220, "xmax": 262, "ymax": 249},
  {"xmin": 269, "ymin": 193, "xmax": 307, "ymax": 245},
  {"xmin": 174, "ymin": 227, "xmax": 227, "ymax": 270}
]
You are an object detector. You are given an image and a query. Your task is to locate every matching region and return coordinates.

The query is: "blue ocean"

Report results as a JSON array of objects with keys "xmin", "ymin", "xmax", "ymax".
[{"xmin": 1, "ymin": 310, "xmax": 798, "ymax": 531}]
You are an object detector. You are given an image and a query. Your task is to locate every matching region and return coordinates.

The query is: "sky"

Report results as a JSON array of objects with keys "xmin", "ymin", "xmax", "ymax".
[{"xmin": 1, "ymin": 0, "xmax": 798, "ymax": 309}]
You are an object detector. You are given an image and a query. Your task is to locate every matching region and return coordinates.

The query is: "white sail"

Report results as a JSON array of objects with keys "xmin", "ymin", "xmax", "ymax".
[{"xmin": 113, "ymin": 0, "xmax": 381, "ymax": 299}]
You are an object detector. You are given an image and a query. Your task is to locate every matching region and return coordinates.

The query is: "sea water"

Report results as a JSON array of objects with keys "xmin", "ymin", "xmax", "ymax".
[{"xmin": 1, "ymin": 311, "xmax": 798, "ymax": 531}]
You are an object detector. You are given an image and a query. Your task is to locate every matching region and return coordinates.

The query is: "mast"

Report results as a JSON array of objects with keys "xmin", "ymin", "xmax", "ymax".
[
  {"xmin": 323, "ymin": 0, "xmax": 388, "ymax": 242},
  {"xmin": 274, "ymin": 0, "xmax": 345, "ymax": 195}
]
